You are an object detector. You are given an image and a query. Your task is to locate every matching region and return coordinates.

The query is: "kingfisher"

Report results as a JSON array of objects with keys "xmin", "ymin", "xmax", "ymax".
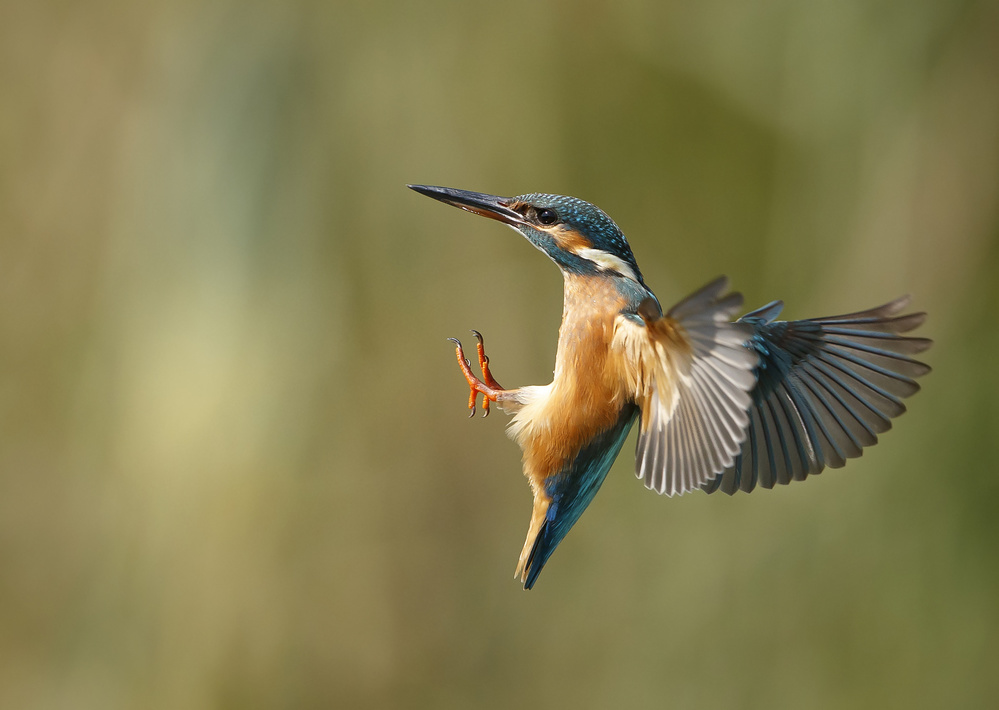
[{"xmin": 409, "ymin": 184, "xmax": 931, "ymax": 590}]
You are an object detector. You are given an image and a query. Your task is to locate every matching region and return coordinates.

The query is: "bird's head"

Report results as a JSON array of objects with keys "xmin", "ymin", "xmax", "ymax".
[{"xmin": 409, "ymin": 185, "xmax": 645, "ymax": 284}]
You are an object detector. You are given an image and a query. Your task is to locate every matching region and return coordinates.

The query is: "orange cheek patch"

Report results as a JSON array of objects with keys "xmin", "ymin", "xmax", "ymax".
[{"xmin": 554, "ymin": 228, "xmax": 591, "ymax": 252}]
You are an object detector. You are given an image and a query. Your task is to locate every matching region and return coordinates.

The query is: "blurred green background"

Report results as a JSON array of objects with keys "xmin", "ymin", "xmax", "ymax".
[{"xmin": 2, "ymin": 0, "xmax": 998, "ymax": 708}]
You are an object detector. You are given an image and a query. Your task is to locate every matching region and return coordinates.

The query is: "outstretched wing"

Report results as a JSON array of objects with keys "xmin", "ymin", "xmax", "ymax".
[
  {"xmin": 702, "ymin": 297, "xmax": 931, "ymax": 495},
  {"xmin": 614, "ymin": 277, "xmax": 760, "ymax": 497}
]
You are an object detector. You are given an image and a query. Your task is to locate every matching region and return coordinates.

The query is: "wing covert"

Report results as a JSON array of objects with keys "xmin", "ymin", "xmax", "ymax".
[{"xmin": 625, "ymin": 277, "xmax": 759, "ymax": 497}]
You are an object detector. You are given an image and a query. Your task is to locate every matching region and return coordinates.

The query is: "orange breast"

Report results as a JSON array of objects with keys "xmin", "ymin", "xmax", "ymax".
[{"xmin": 512, "ymin": 275, "xmax": 632, "ymax": 491}]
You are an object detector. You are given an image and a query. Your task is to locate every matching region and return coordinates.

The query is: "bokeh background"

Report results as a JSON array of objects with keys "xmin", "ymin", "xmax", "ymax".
[{"xmin": 3, "ymin": 0, "xmax": 998, "ymax": 707}]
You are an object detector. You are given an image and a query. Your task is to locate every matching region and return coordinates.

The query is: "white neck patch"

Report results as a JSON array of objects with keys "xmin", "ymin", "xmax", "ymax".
[{"xmin": 575, "ymin": 247, "xmax": 640, "ymax": 282}]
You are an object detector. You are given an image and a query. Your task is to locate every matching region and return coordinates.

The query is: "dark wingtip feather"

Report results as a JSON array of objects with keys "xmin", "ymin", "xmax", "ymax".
[
  {"xmin": 818, "ymin": 296, "xmax": 913, "ymax": 322},
  {"xmin": 880, "ymin": 295, "xmax": 912, "ymax": 316},
  {"xmin": 666, "ymin": 276, "xmax": 730, "ymax": 319},
  {"xmin": 708, "ymin": 294, "xmax": 932, "ymax": 496},
  {"xmin": 740, "ymin": 300, "xmax": 785, "ymax": 323},
  {"xmin": 890, "ymin": 312, "xmax": 928, "ymax": 333},
  {"xmin": 906, "ymin": 336, "xmax": 933, "ymax": 353}
]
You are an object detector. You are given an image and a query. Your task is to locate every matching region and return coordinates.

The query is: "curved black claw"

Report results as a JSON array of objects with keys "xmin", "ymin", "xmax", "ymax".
[
  {"xmin": 471, "ymin": 329, "xmax": 489, "ymax": 366},
  {"xmin": 447, "ymin": 338, "xmax": 470, "ymax": 367}
]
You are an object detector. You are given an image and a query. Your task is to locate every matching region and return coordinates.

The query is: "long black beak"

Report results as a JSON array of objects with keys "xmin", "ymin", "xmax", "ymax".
[{"xmin": 408, "ymin": 185, "xmax": 524, "ymax": 226}]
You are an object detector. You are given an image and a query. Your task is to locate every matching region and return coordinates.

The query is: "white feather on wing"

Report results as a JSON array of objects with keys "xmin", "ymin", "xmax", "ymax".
[{"xmin": 612, "ymin": 277, "xmax": 759, "ymax": 496}]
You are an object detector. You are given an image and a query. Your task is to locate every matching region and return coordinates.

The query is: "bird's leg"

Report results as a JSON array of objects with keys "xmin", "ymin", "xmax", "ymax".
[{"xmin": 447, "ymin": 334, "xmax": 504, "ymax": 418}]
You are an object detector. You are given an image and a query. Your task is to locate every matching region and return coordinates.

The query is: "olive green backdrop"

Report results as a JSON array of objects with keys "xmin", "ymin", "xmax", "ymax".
[{"xmin": 2, "ymin": 1, "xmax": 997, "ymax": 708}]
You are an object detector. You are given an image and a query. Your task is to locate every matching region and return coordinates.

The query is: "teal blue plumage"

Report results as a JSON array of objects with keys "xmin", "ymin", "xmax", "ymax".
[
  {"xmin": 409, "ymin": 184, "xmax": 931, "ymax": 589},
  {"xmin": 523, "ymin": 404, "xmax": 639, "ymax": 589}
]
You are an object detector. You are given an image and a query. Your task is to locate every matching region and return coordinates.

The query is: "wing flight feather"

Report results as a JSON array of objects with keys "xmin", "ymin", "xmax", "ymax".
[
  {"xmin": 703, "ymin": 297, "xmax": 931, "ymax": 495},
  {"xmin": 621, "ymin": 277, "xmax": 759, "ymax": 497}
]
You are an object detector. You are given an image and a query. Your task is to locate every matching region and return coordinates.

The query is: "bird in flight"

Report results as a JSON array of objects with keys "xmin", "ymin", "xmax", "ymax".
[{"xmin": 409, "ymin": 185, "xmax": 931, "ymax": 590}]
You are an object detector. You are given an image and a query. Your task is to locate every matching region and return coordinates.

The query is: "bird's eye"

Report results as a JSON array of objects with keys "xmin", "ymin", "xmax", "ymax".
[{"xmin": 536, "ymin": 208, "xmax": 559, "ymax": 226}]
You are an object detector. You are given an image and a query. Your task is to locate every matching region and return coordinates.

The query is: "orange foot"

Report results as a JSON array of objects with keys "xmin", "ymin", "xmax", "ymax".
[{"xmin": 447, "ymin": 330, "xmax": 505, "ymax": 417}]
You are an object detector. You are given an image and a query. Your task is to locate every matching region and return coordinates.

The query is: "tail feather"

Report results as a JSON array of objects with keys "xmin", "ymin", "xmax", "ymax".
[{"xmin": 516, "ymin": 406, "xmax": 638, "ymax": 589}]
